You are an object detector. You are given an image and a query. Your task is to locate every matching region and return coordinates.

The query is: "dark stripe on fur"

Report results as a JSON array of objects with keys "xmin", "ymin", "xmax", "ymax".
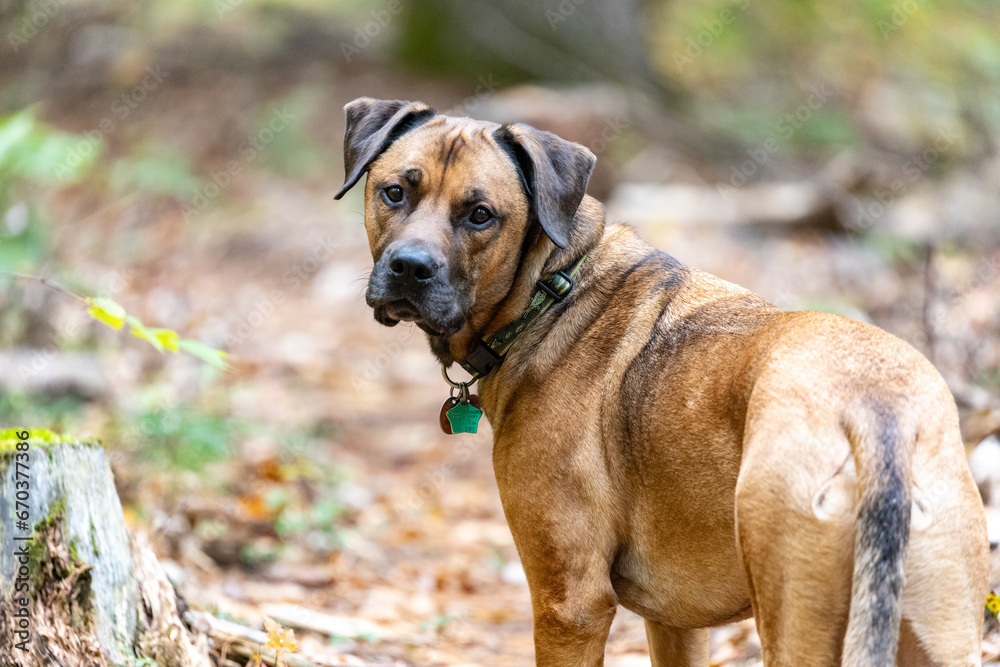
[
  {"xmin": 568, "ymin": 251, "xmax": 685, "ymax": 362},
  {"xmin": 438, "ymin": 134, "xmax": 466, "ymax": 186},
  {"xmin": 494, "ymin": 125, "xmax": 533, "ymax": 198},
  {"xmin": 618, "ymin": 287, "xmax": 774, "ymax": 453},
  {"xmin": 614, "ymin": 252, "xmax": 691, "ymax": 448}
]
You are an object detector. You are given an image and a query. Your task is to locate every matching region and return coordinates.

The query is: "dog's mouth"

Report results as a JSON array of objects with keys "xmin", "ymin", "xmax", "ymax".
[
  {"xmin": 371, "ymin": 298, "xmax": 460, "ymax": 337},
  {"xmin": 383, "ymin": 299, "xmax": 420, "ymax": 323}
]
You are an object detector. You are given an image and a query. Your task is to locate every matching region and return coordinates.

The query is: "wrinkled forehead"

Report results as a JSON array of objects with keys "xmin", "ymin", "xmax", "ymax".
[{"xmin": 368, "ymin": 116, "xmax": 524, "ymax": 197}]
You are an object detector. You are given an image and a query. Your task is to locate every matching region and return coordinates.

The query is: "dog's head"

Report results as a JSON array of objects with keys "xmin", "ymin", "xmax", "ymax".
[{"xmin": 334, "ymin": 97, "xmax": 599, "ymax": 345}]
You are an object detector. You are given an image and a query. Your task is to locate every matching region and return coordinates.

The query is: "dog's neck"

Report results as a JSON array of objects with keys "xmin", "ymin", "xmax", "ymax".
[{"xmin": 428, "ymin": 195, "xmax": 607, "ymax": 369}]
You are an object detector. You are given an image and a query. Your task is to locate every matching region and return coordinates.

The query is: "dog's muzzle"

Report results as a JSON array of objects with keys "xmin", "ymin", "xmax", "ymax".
[{"xmin": 366, "ymin": 243, "xmax": 465, "ymax": 336}]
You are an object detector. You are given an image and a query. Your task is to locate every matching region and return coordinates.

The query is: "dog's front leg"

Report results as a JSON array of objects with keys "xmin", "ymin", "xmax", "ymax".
[
  {"xmin": 500, "ymin": 483, "xmax": 619, "ymax": 664},
  {"xmin": 496, "ymin": 468, "xmax": 617, "ymax": 662},
  {"xmin": 495, "ymin": 429, "xmax": 621, "ymax": 665},
  {"xmin": 526, "ymin": 555, "xmax": 618, "ymax": 666}
]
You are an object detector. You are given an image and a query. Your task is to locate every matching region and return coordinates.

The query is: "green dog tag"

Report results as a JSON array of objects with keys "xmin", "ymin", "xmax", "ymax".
[{"xmin": 446, "ymin": 399, "xmax": 483, "ymax": 434}]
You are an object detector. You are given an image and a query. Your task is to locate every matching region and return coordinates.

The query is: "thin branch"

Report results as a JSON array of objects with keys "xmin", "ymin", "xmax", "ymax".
[
  {"xmin": 922, "ymin": 242, "xmax": 937, "ymax": 366},
  {"xmin": 0, "ymin": 272, "xmax": 88, "ymax": 304}
]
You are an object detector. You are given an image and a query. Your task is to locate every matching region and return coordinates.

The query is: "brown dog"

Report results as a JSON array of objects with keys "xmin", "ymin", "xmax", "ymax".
[{"xmin": 335, "ymin": 97, "xmax": 989, "ymax": 666}]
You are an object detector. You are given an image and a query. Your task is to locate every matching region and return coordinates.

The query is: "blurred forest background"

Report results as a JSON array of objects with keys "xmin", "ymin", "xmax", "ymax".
[{"xmin": 1, "ymin": 0, "xmax": 999, "ymax": 664}]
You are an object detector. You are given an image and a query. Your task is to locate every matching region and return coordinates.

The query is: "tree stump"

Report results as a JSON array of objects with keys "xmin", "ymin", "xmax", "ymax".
[{"xmin": 0, "ymin": 433, "xmax": 210, "ymax": 667}]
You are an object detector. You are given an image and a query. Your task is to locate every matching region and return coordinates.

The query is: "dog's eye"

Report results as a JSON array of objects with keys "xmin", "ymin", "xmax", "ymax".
[
  {"xmin": 469, "ymin": 206, "xmax": 493, "ymax": 226},
  {"xmin": 383, "ymin": 185, "xmax": 404, "ymax": 204}
]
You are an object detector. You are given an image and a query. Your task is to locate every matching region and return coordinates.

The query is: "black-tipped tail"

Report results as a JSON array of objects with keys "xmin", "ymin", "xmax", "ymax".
[{"xmin": 842, "ymin": 400, "xmax": 912, "ymax": 666}]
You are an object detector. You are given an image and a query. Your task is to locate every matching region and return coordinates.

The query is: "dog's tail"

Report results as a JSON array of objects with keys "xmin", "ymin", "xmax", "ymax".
[{"xmin": 841, "ymin": 398, "xmax": 913, "ymax": 667}]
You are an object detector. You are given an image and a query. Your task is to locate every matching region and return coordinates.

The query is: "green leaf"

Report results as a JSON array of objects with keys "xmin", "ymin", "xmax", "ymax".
[
  {"xmin": 149, "ymin": 328, "xmax": 180, "ymax": 352},
  {"xmin": 110, "ymin": 152, "xmax": 201, "ymax": 197},
  {"xmin": 0, "ymin": 107, "xmax": 100, "ymax": 181},
  {"xmin": 32, "ymin": 131, "xmax": 102, "ymax": 182},
  {"xmin": 85, "ymin": 297, "xmax": 126, "ymax": 330},
  {"xmin": 177, "ymin": 339, "xmax": 231, "ymax": 371},
  {"xmin": 0, "ymin": 109, "xmax": 36, "ymax": 173},
  {"xmin": 126, "ymin": 316, "xmax": 164, "ymax": 353}
]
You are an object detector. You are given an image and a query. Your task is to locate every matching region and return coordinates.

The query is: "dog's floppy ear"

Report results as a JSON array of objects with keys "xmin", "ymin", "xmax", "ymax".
[
  {"xmin": 334, "ymin": 97, "xmax": 436, "ymax": 200},
  {"xmin": 494, "ymin": 123, "xmax": 596, "ymax": 249}
]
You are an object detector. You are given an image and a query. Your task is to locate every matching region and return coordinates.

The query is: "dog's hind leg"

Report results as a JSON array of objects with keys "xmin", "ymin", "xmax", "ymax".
[
  {"xmin": 644, "ymin": 622, "xmax": 709, "ymax": 666},
  {"xmin": 735, "ymin": 419, "xmax": 857, "ymax": 667},
  {"xmin": 892, "ymin": 531, "xmax": 985, "ymax": 667},
  {"xmin": 892, "ymin": 436, "xmax": 988, "ymax": 667},
  {"xmin": 843, "ymin": 398, "xmax": 987, "ymax": 667}
]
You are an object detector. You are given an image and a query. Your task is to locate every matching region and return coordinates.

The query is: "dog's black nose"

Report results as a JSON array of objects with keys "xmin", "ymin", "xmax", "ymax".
[{"xmin": 388, "ymin": 246, "xmax": 437, "ymax": 285}]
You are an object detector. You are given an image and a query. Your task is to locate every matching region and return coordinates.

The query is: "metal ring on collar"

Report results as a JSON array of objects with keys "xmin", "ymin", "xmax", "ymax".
[
  {"xmin": 441, "ymin": 364, "xmax": 464, "ymax": 388},
  {"xmin": 452, "ymin": 383, "xmax": 469, "ymax": 403}
]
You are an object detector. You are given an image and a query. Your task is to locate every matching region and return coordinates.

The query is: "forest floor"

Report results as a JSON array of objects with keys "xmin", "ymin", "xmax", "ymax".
[{"xmin": 5, "ymin": 57, "xmax": 1000, "ymax": 665}]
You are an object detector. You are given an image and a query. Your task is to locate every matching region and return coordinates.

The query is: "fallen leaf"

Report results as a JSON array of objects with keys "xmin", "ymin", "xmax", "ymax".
[{"xmin": 263, "ymin": 614, "xmax": 297, "ymax": 653}]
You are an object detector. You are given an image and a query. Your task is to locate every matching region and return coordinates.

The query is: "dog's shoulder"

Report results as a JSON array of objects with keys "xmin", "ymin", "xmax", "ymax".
[{"xmin": 591, "ymin": 224, "xmax": 777, "ymax": 331}]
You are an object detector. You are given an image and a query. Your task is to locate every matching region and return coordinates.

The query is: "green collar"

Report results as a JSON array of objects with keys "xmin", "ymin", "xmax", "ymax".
[{"xmin": 455, "ymin": 253, "xmax": 588, "ymax": 381}]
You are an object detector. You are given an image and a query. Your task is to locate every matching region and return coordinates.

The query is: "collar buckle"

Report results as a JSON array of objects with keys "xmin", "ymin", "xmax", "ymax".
[
  {"xmin": 537, "ymin": 270, "xmax": 574, "ymax": 301},
  {"xmin": 454, "ymin": 253, "xmax": 587, "ymax": 381},
  {"xmin": 460, "ymin": 340, "xmax": 501, "ymax": 377}
]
